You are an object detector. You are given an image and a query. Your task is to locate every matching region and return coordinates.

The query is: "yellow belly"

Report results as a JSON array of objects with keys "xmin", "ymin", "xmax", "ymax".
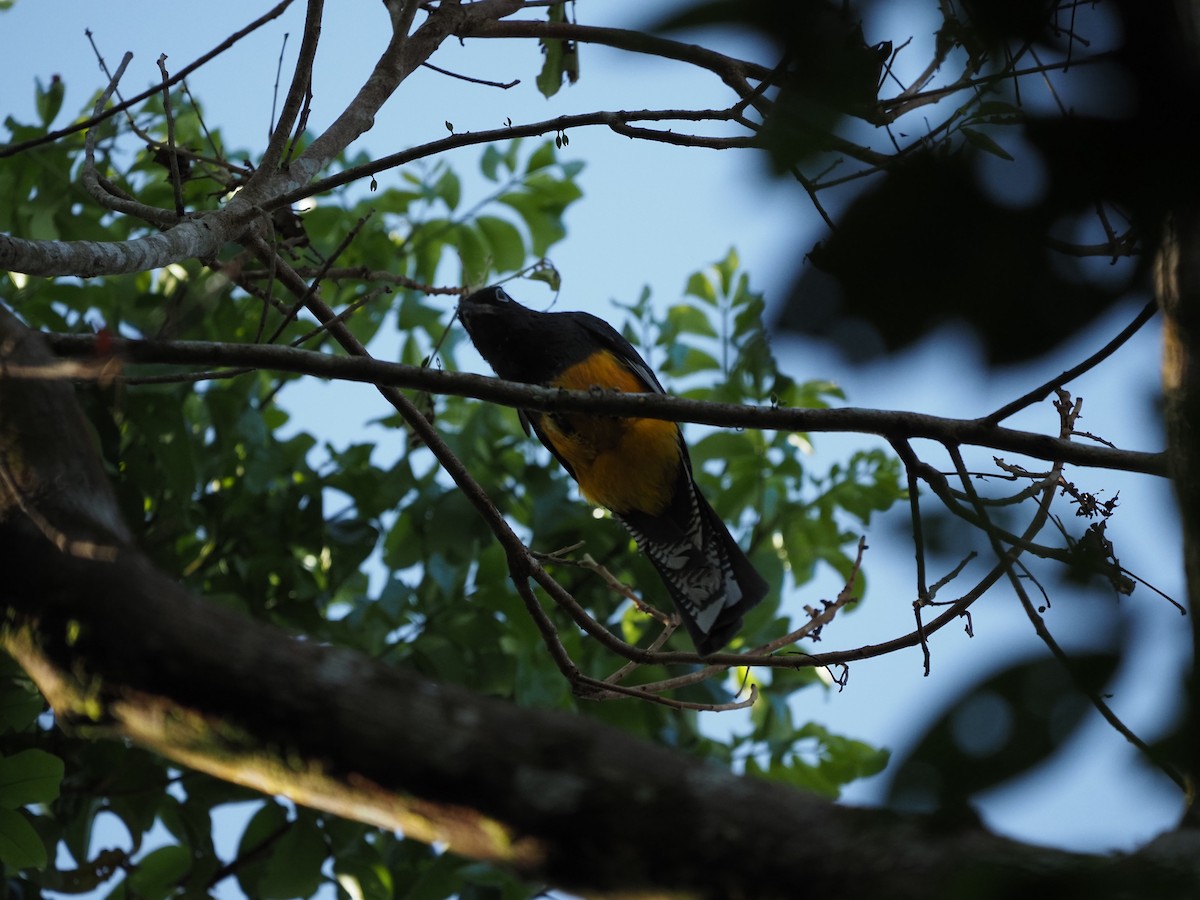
[
  {"xmin": 543, "ymin": 351, "xmax": 682, "ymax": 516},
  {"xmin": 542, "ymin": 413, "xmax": 680, "ymax": 516}
]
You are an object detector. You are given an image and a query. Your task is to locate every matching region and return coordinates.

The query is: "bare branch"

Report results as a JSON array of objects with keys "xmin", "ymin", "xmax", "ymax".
[
  {"xmin": 270, "ymin": 106, "xmax": 758, "ymax": 209},
  {"xmin": 156, "ymin": 54, "xmax": 187, "ymax": 217},
  {"xmin": 459, "ymin": 18, "xmax": 778, "ymax": 90},
  {"xmin": 422, "ymin": 60, "xmax": 520, "ymax": 89},
  {"xmin": 984, "ymin": 300, "xmax": 1159, "ymax": 425},
  {"xmin": 79, "ymin": 51, "xmax": 177, "ymax": 228},
  {"xmin": 255, "ymin": 0, "xmax": 324, "ymax": 179},
  {"xmin": 284, "ymin": 0, "xmax": 525, "ymax": 189},
  {"xmin": 39, "ymin": 334, "xmax": 1170, "ymax": 477},
  {"xmin": 0, "ymin": 212, "xmax": 249, "ymax": 277}
]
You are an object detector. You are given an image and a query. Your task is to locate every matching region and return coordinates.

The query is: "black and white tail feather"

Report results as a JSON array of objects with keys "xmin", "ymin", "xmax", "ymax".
[{"xmin": 619, "ymin": 470, "xmax": 767, "ymax": 655}]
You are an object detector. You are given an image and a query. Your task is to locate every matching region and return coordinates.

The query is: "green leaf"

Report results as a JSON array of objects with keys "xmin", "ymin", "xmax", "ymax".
[
  {"xmin": 433, "ymin": 168, "xmax": 461, "ymax": 211},
  {"xmin": 684, "ymin": 270, "xmax": 717, "ymax": 305},
  {"xmin": 961, "ymin": 127, "xmax": 1014, "ymax": 160},
  {"xmin": 525, "ymin": 140, "xmax": 556, "ymax": 174},
  {"xmin": 714, "ymin": 247, "xmax": 739, "ymax": 296},
  {"xmin": 664, "ymin": 303, "xmax": 717, "ymax": 339},
  {"xmin": 157, "ymin": 794, "xmax": 213, "ymax": 854},
  {"xmin": 497, "ymin": 193, "xmax": 564, "ymax": 256},
  {"xmin": 453, "ymin": 222, "xmax": 492, "ymax": 285},
  {"xmin": 664, "ymin": 343, "xmax": 720, "ymax": 375},
  {"xmin": 476, "ymin": 215, "xmax": 526, "ymax": 272},
  {"xmin": 255, "ymin": 811, "xmax": 326, "ymax": 899},
  {"xmin": 0, "ymin": 674, "xmax": 45, "ymax": 733},
  {"xmin": 35, "ymin": 75, "xmax": 65, "ymax": 128},
  {"xmin": 235, "ymin": 802, "xmax": 293, "ymax": 899},
  {"xmin": 0, "ymin": 807, "xmax": 47, "ymax": 869},
  {"xmin": 536, "ymin": 39, "xmax": 566, "ymax": 98},
  {"xmin": 534, "ymin": 4, "xmax": 577, "ymax": 100},
  {"xmin": 405, "ymin": 853, "xmax": 473, "ymax": 900},
  {"xmin": 480, "ymin": 145, "xmax": 505, "ymax": 181},
  {"xmin": 334, "ymin": 852, "xmax": 394, "ymax": 900},
  {"xmin": 127, "ymin": 845, "xmax": 191, "ymax": 900},
  {"xmin": 528, "ymin": 261, "xmax": 562, "ymax": 291},
  {"xmin": 690, "ymin": 431, "xmax": 756, "ymax": 469},
  {"xmin": 0, "ymin": 749, "xmax": 64, "ymax": 808},
  {"xmin": 237, "ymin": 801, "xmax": 287, "ymax": 856}
]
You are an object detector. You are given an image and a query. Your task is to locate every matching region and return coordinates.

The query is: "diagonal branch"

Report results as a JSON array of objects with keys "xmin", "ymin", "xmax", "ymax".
[
  {"xmin": 983, "ymin": 300, "xmax": 1159, "ymax": 425},
  {"xmin": 254, "ymin": 0, "xmax": 325, "ymax": 179}
]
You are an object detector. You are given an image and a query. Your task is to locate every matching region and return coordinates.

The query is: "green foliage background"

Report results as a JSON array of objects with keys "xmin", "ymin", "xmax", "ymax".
[{"xmin": 0, "ymin": 76, "xmax": 902, "ymax": 898}]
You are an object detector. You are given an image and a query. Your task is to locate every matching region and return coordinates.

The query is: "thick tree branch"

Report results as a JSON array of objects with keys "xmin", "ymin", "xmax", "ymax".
[
  {"xmin": 1158, "ymin": 207, "xmax": 1200, "ymax": 806},
  {"xmin": 0, "ymin": 207, "xmax": 260, "ymax": 277},
  {"xmin": 40, "ymin": 334, "xmax": 1170, "ymax": 476}
]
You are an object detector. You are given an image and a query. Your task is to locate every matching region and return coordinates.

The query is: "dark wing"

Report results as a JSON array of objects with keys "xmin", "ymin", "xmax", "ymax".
[
  {"xmin": 519, "ymin": 408, "xmax": 580, "ymax": 482},
  {"xmin": 574, "ymin": 313, "xmax": 669, "ymax": 396}
]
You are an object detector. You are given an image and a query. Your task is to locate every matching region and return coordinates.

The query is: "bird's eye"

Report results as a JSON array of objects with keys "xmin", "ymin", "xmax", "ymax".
[{"xmin": 494, "ymin": 288, "xmax": 512, "ymax": 304}]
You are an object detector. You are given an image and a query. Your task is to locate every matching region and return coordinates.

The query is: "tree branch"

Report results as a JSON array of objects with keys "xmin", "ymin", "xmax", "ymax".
[
  {"xmin": 458, "ymin": 18, "xmax": 778, "ymax": 90},
  {"xmin": 269, "ymin": 105, "xmax": 758, "ymax": 209},
  {"xmin": 40, "ymin": 333, "xmax": 1170, "ymax": 477},
  {"xmin": 254, "ymin": 0, "xmax": 325, "ymax": 179}
]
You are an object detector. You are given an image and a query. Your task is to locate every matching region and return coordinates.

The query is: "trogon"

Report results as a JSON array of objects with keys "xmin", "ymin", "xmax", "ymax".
[{"xmin": 458, "ymin": 285, "xmax": 768, "ymax": 655}]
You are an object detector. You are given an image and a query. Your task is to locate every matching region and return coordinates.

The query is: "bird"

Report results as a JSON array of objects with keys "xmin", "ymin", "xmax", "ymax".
[{"xmin": 457, "ymin": 285, "xmax": 768, "ymax": 655}]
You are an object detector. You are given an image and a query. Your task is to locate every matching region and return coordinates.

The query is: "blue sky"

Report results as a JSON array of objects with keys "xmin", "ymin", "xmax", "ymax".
[{"xmin": 1, "ymin": 0, "xmax": 1187, "ymax": 868}]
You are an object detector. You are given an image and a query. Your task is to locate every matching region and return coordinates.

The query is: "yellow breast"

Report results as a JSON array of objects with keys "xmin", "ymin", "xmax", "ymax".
[{"xmin": 542, "ymin": 351, "xmax": 682, "ymax": 516}]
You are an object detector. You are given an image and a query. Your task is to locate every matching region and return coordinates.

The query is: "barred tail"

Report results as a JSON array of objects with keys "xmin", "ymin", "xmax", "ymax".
[{"xmin": 618, "ymin": 481, "xmax": 768, "ymax": 656}]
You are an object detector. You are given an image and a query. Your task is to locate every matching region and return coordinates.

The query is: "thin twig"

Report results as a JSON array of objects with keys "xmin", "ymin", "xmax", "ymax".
[
  {"xmin": 421, "ymin": 61, "xmax": 519, "ymax": 88},
  {"xmin": 265, "ymin": 211, "xmax": 375, "ymax": 344},
  {"xmin": 268, "ymin": 105, "xmax": 801, "ymax": 210},
  {"xmin": 533, "ymin": 545, "xmax": 675, "ymax": 627},
  {"xmin": 983, "ymin": 300, "xmax": 1159, "ymax": 425},
  {"xmin": 156, "ymin": 55, "xmax": 187, "ymax": 217},
  {"xmin": 954, "ymin": 413, "xmax": 1189, "ymax": 796}
]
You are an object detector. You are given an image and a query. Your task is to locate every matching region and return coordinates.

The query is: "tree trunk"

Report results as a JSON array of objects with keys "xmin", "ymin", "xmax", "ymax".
[{"xmin": 1154, "ymin": 0, "xmax": 1200, "ymax": 813}]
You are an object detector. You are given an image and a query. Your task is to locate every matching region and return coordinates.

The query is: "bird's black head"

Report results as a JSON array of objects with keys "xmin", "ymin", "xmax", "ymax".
[
  {"xmin": 458, "ymin": 285, "xmax": 540, "ymax": 381},
  {"xmin": 461, "ymin": 285, "xmax": 518, "ymax": 312},
  {"xmin": 458, "ymin": 285, "xmax": 525, "ymax": 343},
  {"xmin": 458, "ymin": 285, "xmax": 586, "ymax": 384}
]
